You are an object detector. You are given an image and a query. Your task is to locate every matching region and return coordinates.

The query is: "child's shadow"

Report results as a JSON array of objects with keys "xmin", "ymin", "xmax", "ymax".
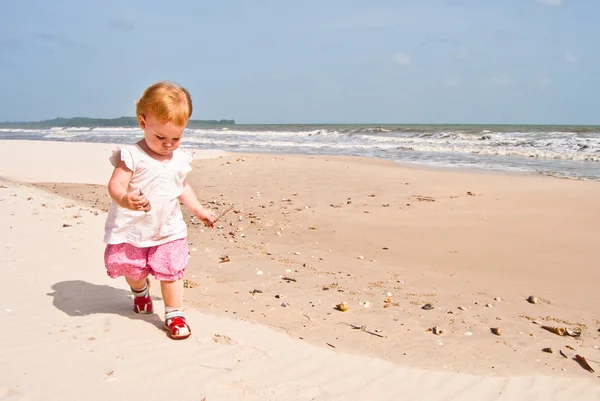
[{"xmin": 48, "ymin": 280, "xmax": 164, "ymax": 331}]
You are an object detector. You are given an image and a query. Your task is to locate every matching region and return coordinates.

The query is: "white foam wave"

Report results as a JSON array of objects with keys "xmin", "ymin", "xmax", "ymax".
[
  {"xmin": 63, "ymin": 127, "xmax": 91, "ymax": 131},
  {"xmin": 183, "ymin": 136, "xmax": 600, "ymax": 162},
  {"xmin": 43, "ymin": 131, "xmax": 81, "ymax": 139},
  {"xmin": 91, "ymin": 127, "xmax": 140, "ymax": 132},
  {"xmin": 186, "ymin": 128, "xmax": 337, "ymax": 138}
]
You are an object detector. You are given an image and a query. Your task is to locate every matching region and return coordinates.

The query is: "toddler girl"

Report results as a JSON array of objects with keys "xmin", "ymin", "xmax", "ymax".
[{"xmin": 104, "ymin": 82, "xmax": 217, "ymax": 339}]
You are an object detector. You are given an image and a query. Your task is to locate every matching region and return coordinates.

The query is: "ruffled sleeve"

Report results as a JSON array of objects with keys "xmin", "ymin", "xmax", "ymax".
[
  {"xmin": 109, "ymin": 147, "xmax": 135, "ymax": 171},
  {"xmin": 180, "ymin": 151, "xmax": 192, "ymax": 175}
]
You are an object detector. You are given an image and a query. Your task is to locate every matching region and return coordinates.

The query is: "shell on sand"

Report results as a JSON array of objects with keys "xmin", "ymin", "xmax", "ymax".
[
  {"xmin": 575, "ymin": 355, "xmax": 595, "ymax": 373},
  {"xmin": 336, "ymin": 302, "xmax": 349, "ymax": 312},
  {"xmin": 491, "ymin": 327, "xmax": 502, "ymax": 336},
  {"xmin": 542, "ymin": 326, "xmax": 565, "ymax": 336},
  {"xmin": 527, "ymin": 295, "xmax": 539, "ymax": 304}
]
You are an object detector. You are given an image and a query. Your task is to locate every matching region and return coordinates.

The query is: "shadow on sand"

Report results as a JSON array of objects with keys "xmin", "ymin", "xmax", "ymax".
[{"xmin": 48, "ymin": 280, "xmax": 164, "ymax": 331}]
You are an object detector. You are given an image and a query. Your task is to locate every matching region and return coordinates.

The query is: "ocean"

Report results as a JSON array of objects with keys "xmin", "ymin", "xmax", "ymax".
[{"xmin": 1, "ymin": 124, "xmax": 599, "ymax": 180}]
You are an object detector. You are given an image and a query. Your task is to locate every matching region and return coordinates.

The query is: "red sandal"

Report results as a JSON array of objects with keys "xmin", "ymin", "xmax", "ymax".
[
  {"xmin": 164, "ymin": 315, "xmax": 191, "ymax": 340},
  {"xmin": 132, "ymin": 279, "xmax": 153, "ymax": 314}
]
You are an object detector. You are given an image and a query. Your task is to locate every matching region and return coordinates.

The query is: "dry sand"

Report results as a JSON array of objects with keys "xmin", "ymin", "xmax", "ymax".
[{"xmin": 1, "ymin": 140, "xmax": 600, "ymax": 400}]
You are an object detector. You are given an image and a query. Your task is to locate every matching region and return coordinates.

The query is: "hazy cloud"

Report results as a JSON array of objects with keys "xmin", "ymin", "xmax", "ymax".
[
  {"xmin": 107, "ymin": 19, "xmax": 134, "ymax": 33},
  {"xmin": 419, "ymin": 36, "xmax": 461, "ymax": 48},
  {"xmin": 0, "ymin": 38, "xmax": 24, "ymax": 50},
  {"xmin": 325, "ymin": 9, "xmax": 402, "ymax": 29},
  {"xmin": 35, "ymin": 33, "xmax": 92, "ymax": 50},
  {"xmin": 539, "ymin": 76, "xmax": 553, "ymax": 86},
  {"xmin": 536, "ymin": 0, "xmax": 564, "ymax": 6},
  {"xmin": 442, "ymin": 78, "xmax": 460, "ymax": 87},
  {"xmin": 492, "ymin": 74, "xmax": 513, "ymax": 86},
  {"xmin": 564, "ymin": 52, "xmax": 579, "ymax": 63},
  {"xmin": 392, "ymin": 53, "xmax": 411, "ymax": 67}
]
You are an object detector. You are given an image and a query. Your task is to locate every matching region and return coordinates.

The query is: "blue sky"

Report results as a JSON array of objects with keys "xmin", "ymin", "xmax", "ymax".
[{"xmin": 0, "ymin": 0, "xmax": 598, "ymax": 124}]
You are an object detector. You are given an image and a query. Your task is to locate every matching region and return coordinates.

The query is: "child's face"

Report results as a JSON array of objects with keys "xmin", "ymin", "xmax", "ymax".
[{"xmin": 138, "ymin": 113, "xmax": 186, "ymax": 156}]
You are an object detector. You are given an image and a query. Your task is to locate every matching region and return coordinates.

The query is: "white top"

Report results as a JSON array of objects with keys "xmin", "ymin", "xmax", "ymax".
[{"xmin": 103, "ymin": 144, "xmax": 192, "ymax": 247}]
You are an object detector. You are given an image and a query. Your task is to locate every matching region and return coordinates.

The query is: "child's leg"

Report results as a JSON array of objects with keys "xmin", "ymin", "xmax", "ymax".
[
  {"xmin": 127, "ymin": 276, "xmax": 153, "ymax": 314},
  {"xmin": 160, "ymin": 279, "xmax": 190, "ymax": 339},
  {"xmin": 147, "ymin": 238, "xmax": 190, "ymax": 339},
  {"xmin": 160, "ymin": 279, "xmax": 183, "ymax": 308},
  {"xmin": 126, "ymin": 277, "xmax": 148, "ymax": 291},
  {"xmin": 104, "ymin": 243, "xmax": 153, "ymax": 314}
]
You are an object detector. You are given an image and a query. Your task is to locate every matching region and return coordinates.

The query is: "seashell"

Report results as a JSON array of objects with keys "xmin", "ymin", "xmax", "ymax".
[
  {"xmin": 464, "ymin": 331, "xmax": 473, "ymax": 336},
  {"xmin": 527, "ymin": 295, "xmax": 539, "ymax": 304},
  {"xmin": 542, "ymin": 347, "xmax": 553, "ymax": 353},
  {"xmin": 542, "ymin": 326, "xmax": 565, "ymax": 336},
  {"xmin": 494, "ymin": 297, "xmax": 502, "ymax": 302},
  {"xmin": 491, "ymin": 327, "xmax": 502, "ymax": 336},
  {"xmin": 421, "ymin": 303, "xmax": 434, "ymax": 310},
  {"xmin": 565, "ymin": 328, "xmax": 582, "ymax": 337},
  {"xmin": 432, "ymin": 326, "xmax": 443, "ymax": 335},
  {"xmin": 575, "ymin": 355, "xmax": 595, "ymax": 373},
  {"xmin": 336, "ymin": 302, "xmax": 349, "ymax": 312},
  {"xmin": 485, "ymin": 303, "xmax": 493, "ymax": 308},
  {"xmin": 281, "ymin": 302, "xmax": 290, "ymax": 307},
  {"xmin": 384, "ymin": 297, "xmax": 393, "ymax": 303},
  {"xmin": 458, "ymin": 306, "xmax": 467, "ymax": 311}
]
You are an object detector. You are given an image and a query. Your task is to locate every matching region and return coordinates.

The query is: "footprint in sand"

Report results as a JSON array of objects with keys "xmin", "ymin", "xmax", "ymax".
[
  {"xmin": 0, "ymin": 386, "xmax": 31, "ymax": 401},
  {"xmin": 212, "ymin": 334, "xmax": 237, "ymax": 345}
]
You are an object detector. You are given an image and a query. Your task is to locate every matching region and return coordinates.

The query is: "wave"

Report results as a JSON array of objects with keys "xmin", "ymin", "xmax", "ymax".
[
  {"xmin": 182, "ymin": 136, "xmax": 600, "ymax": 162},
  {"xmin": 3, "ymin": 124, "xmax": 600, "ymax": 180},
  {"xmin": 186, "ymin": 128, "xmax": 333, "ymax": 138},
  {"xmin": 43, "ymin": 131, "xmax": 82, "ymax": 139},
  {"xmin": 91, "ymin": 127, "xmax": 141, "ymax": 132}
]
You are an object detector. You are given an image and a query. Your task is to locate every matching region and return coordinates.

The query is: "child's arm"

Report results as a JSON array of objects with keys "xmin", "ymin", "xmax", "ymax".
[
  {"xmin": 179, "ymin": 179, "xmax": 217, "ymax": 227},
  {"xmin": 108, "ymin": 159, "xmax": 150, "ymax": 211}
]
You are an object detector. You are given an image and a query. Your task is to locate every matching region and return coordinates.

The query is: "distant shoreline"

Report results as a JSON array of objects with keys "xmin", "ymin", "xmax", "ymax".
[{"xmin": 0, "ymin": 117, "xmax": 235, "ymax": 129}]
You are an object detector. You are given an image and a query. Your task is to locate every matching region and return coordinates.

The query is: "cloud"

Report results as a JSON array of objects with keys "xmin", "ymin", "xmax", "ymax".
[
  {"xmin": 35, "ymin": 33, "xmax": 93, "ymax": 50},
  {"xmin": 418, "ymin": 36, "xmax": 461, "ymax": 48},
  {"xmin": 492, "ymin": 74, "xmax": 512, "ymax": 86},
  {"xmin": 392, "ymin": 53, "xmax": 411, "ymax": 67},
  {"xmin": 107, "ymin": 19, "xmax": 135, "ymax": 33},
  {"xmin": 536, "ymin": 0, "xmax": 564, "ymax": 6},
  {"xmin": 564, "ymin": 52, "xmax": 579, "ymax": 63},
  {"xmin": 0, "ymin": 38, "xmax": 24, "ymax": 50},
  {"xmin": 539, "ymin": 76, "xmax": 553, "ymax": 86},
  {"xmin": 324, "ymin": 9, "xmax": 402, "ymax": 29},
  {"xmin": 442, "ymin": 78, "xmax": 460, "ymax": 87}
]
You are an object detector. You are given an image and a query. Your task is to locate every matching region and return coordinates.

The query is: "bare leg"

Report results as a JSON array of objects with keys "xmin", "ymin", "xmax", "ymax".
[
  {"xmin": 160, "ymin": 279, "xmax": 183, "ymax": 308},
  {"xmin": 125, "ymin": 276, "xmax": 148, "ymax": 291}
]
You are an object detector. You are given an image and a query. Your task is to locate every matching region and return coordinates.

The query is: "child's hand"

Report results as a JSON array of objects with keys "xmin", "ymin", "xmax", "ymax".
[
  {"xmin": 120, "ymin": 189, "xmax": 151, "ymax": 212},
  {"xmin": 195, "ymin": 208, "xmax": 218, "ymax": 228}
]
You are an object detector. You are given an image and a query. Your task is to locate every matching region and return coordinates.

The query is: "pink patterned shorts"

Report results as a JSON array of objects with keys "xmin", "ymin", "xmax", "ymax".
[{"xmin": 104, "ymin": 238, "xmax": 188, "ymax": 281}]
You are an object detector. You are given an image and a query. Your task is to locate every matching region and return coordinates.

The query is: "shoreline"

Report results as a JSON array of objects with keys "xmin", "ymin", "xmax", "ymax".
[{"xmin": 1, "ymin": 137, "xmax": 597, "ymax": 183}]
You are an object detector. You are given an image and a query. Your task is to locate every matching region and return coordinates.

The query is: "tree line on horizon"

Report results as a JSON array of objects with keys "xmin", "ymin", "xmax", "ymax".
[{"xmin": 0, "ymin": 117, "xmax": 236, "ymax": 128}]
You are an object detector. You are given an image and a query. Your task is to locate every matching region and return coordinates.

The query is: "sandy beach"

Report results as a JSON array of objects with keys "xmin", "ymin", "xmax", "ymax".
[{"xmin": 1, "ymin": 140, "xmax": 600, "ymax": 400}]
